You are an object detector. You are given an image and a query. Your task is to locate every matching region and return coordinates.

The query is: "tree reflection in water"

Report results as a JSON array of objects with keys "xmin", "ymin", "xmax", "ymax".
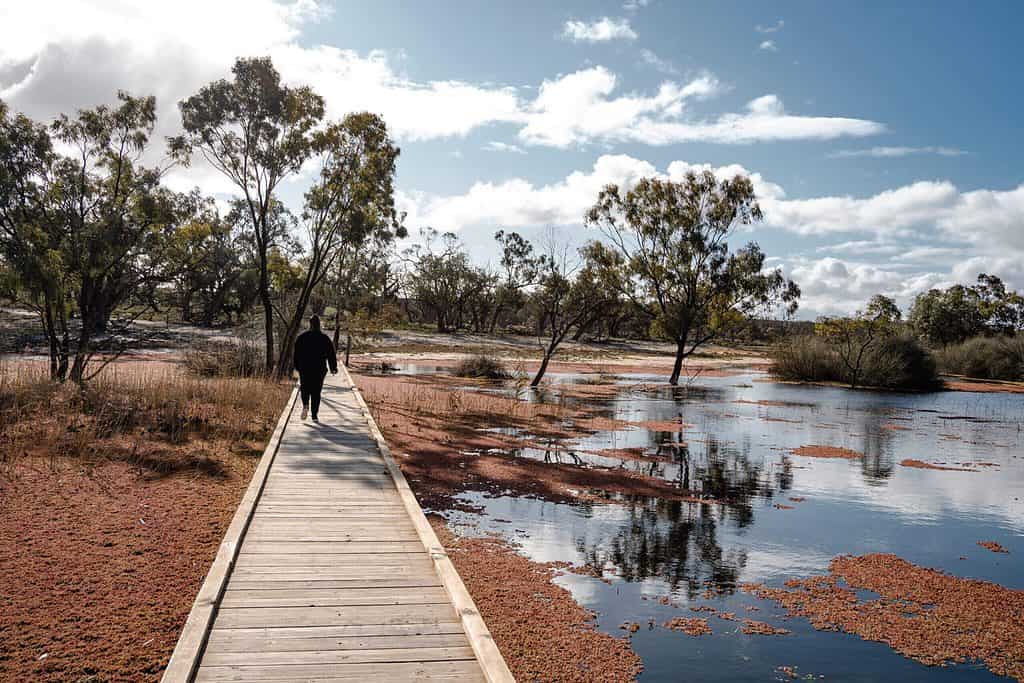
[{"xmin": 575, "ymin": 495, "xmax": 747, "ymax": 597}]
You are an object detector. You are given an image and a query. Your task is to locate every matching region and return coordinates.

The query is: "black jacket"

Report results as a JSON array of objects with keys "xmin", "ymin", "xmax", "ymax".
[{"xmin": 293, "ymin": 330, "xmax": 338, "ymax": 375}]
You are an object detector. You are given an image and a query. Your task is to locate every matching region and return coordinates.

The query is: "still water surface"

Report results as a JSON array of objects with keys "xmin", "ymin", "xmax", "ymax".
[{"xmin": 404, "ymin": 365, "xmax": 1024, "ymax": 681}]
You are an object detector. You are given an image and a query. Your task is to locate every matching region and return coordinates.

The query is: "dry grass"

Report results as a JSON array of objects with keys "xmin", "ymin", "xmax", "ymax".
[
  {"xmin": 356, "ymin": 373, "xmax": 574, "ymax": 439},
  {"xmin": 0, "ymin": 359, "xmax": 292, "ymax": 475}
]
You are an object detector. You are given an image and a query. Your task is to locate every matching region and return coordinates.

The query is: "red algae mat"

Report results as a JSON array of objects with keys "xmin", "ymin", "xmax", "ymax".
[
  {"xmin": 900, "ymin": 458, "xmax": 977, "ymax": 472},
  {"xmin": 751, "ymin": 553, "xmax": 1024, "ymax": 680},
  {"xmin": 0, "ymin": 457, "xmax": 255, "ymax": 681},
  {"xmin": 790, "ymin": 445, "xmax": 863, "ymax": 460},
  {"xmin": 432, "ymin": 519, "xmax": 642, "ymax": 682}
]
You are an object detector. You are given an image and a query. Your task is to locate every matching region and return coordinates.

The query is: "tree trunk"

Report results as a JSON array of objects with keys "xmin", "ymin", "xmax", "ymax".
[
  {"xmin": 668, "ymin": 340, "xmax": 686, "ymax": 386},
  {"xmin": 333, "ymin": 308, "xmax": 342, "ymax": 348},
  {"xmin": 258, "ymin": 254, "xmax": 274, "ymax": 374},
  {"xmin": 531, "ymin": 350, "xmax": 553, "ymax": 387},
  {"xmin": 344, "ymin": 333, "xmax": 352, "ymax": 367}
]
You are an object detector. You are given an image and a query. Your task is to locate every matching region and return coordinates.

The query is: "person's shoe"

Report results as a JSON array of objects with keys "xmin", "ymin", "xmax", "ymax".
[
  {"xmin": 301, "ymin": 406, "xmax": 308, "ymax": 420},
  {"xmin": 312, "ymin": 415, "xmax": 319, "ymax": 423}
]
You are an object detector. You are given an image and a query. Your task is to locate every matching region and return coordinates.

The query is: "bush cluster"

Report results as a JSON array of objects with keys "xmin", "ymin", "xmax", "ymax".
[
  {"xmin": 935, "ymin": 335, "xmax": 1024, "ymax": 381},
  {"xmin": 453, "ymin": 354, "xmax": 510, "ymax": 380},
  {"xmin": 770, "ymin": 334, "xmax": 940, "ymax": 391}
]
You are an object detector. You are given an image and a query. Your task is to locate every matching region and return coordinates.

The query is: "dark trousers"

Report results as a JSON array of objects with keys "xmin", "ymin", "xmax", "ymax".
[{"xmin": 299, "ymin": 370, "xmax": 327, "ymax": 418}]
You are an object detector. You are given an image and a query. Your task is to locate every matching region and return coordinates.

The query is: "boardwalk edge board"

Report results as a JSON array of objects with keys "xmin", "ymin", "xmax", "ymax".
[
  {"xmin": 341, "ymin": 364, "xmax": 516, "ymax": 683},
  {"xmin": 162, "ymin": 386, "xmax": 300, "ymax": 682}
]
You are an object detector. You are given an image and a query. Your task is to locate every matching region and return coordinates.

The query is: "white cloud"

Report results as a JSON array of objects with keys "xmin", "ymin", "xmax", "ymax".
[
  {"xmin": 762, "ymin": 181, "xmax": 959, "ymax": 236},
  {"xmin": 623, "ymin": 0, "xmax": 651, "ymax": 11},
  {"xmin": 759, "ymin": 40, "xmax": 778, "ymax": 52},
  {"xmin": 398, "ymin": 153, "xmax": 1024, "ymax": 316},
  {"xmin": 482, "ymin": 141, "xmax": 526, "ymax": 154},
  {"xmin": 562, "ymin": 17, "xmax": 638, "ymax": 43},
  {"xmin": 272, "ymin": 45, "xmax": 522, "ymax": 141},
  {"xmin": 755, "ymin": 20, "xmax": 785, "ymax": 34},
  {"xmin": 829, "ymin": 146, "xmax": 966, "ymax": 158},
  {"xmin": 518, "ymin": 72, "xmax": 882, "ymax": 148},
  {"xmin": 0, "ymin": 4, "xmax": 886, "ymax": 157},
  {"xmin": 638, "ymin": 49, "xmax": 679, "ymax": 75},
  {"xmin": 398, "ymin": 154, "xmax": 657, "ymax": 231},
  {"xmin": 938, "ymin": 184, "xmax": 1024, "ymax": 248},
  {"xmin": 783, "ymin": 257, "xmax": 947, "ymax": 316}
]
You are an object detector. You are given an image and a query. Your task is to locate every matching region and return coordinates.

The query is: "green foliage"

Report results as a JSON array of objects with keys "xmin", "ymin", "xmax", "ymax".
[
  {"xmin": 1, "ymin": 91, "xmax": 183, "ymax": 382},
  {"xmin": 173, "ymin": 56, "xmax": 327, "ymax": 372},
  {"xmin": 935, "ymin": 335, "xmax": 1024, "ymax": 381},
  {"xmin": 585, "ymin": 171, "xmax": 800, "ymax": 384},
  {"xmin": 909, "ymin": 274, "xmax": 1023, "ymax": 346},
  {"xmin": 814, "ymin": 295, "xmax": 902, "ymax": 388}
]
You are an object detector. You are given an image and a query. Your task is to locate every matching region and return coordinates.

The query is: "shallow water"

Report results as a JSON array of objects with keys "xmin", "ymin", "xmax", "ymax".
[{"xmin": 397, "ymin": 365, "xmax": 1024, "ymax": 681}]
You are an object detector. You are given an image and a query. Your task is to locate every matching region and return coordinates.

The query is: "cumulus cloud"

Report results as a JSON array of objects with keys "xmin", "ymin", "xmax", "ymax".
[
  {"xmin": 1, "ymin": 3, "xmax": 886, "ymax": 156},
  {"xmin": 562, "ymin": 17, "xmax": 637, "ymax": 43},
  {"xmin": 397, "ymin": 153, "xmax": 1024, "ymax": 316},
  {"xmin": 782, "ymin": 257, "xmax": 947, "ymax": 316},
  {"xmin": 829, "ymin": 146, "xmax": 967, "ymax": 158},
  {"xmin": 759, "ymin": 40, "xmax": 778, "ymax": 52},
  {"xmin": 518, "ymin": 73, "xmax": 882, "ymax": 147},
  {"xmin": 398, "ymin": 154, "xmax": 657, "ymax": 231}
]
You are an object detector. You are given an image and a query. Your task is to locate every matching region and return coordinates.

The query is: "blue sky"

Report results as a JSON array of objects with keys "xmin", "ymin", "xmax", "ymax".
[{"xmin": 2, "ymin": 1, "xmax": 1022, "ymax": 316}]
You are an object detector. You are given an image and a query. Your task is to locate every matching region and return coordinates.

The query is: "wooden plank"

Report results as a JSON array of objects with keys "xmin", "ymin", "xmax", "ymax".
[
  {"xmin": 226, "ymin": 578, "xmax": 444, "ymax": 591},
  {"xmin": 220, "ymin": 586, "xmax": 451, "ymax": 608},
  {"xmin": 213, "ymin": 603, "xmax": 460, "ymax": 629},
  {"xmin": 204, "ymin": 632, "xmax": 468, "ymax": 653},
  {"xmin": 195, "ymin": 660, "xmax": 486, "ymax": 682},
  {"xmin": 207, "ymin": 623, "xmax": 466, "ymax": 642},
  {"xmin": 238, "ymin": 542, "xmax": 425, "ymax": 554},
  {"xmin": 235, "ymin": 553, "xmax": 429, "ymax": 567},
  {"xmin": 201, "ymin": 647, "xmax": 476, "ymax": 667}
]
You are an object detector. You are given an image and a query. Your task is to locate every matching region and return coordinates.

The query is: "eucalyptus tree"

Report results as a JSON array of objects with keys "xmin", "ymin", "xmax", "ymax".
[
  {"xmin": 172, "ymin": 57, "xmax": 325, "ymax": 373},
  {"xmin": 586, "ymin": 172, "xmax": 800, "ymax": 385},
  {"xmin": 0, "ymin": 100, "xmax": 65, "ymax": 378},
  {"xmin": 490, "ymin": 230, "xmax": 541, "ymax": 332},
  {"xmin": 816, "ymin": 295, "xmax": 902, "ymax": 389},
  {"xmin": 1, "ymin": 93, "xmax": 184, "ymax": 382},
  {"xmin": 404, "ymin": 229, "xmax": 489, "ymax": 333},
  {"xmin": 528, "ymin": 238, "xmax": 616, "ymax": 387},
  {"xmin": 273, "ymin": 112, "xmax": 402, "ymax": 379}
]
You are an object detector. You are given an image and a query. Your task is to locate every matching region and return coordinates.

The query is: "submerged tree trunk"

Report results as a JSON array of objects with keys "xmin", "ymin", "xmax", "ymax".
[
  {"xmin": 668, "ymin": 339, "xmax": 686, "ymax": 386},
  {"xmin": 531, "ymin": 350, "xmax": 553, "ymax": 387}
]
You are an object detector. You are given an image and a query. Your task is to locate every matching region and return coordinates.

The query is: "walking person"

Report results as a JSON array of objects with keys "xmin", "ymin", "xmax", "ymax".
[{"xmin": 293, "ymin": 315, "xmax": 338, "ymax": 422}]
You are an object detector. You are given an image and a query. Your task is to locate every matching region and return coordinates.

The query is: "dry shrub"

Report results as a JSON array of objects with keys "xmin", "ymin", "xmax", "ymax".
[
  {"xmin": 453, "ymin": 354, "xmax": 510, "ymax": 380},
  {"xmin": 0, "ymin": 359, "xmax": 291, "ymax": 473},
  {"xmin": 184, "ymin": 337, "xmax": 263, "ymax": 378}
]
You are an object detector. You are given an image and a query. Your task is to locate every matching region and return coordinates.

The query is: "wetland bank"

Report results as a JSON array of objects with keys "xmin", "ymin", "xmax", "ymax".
[{"xmin": 353, "ymin": 346, "xmax": 1024, "ymax": 682}]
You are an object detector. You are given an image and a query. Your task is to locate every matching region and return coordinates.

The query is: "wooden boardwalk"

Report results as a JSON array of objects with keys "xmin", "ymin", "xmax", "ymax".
[{"xmin": 164, "ymin": 370, "xmax": 512, "ymax": 682}]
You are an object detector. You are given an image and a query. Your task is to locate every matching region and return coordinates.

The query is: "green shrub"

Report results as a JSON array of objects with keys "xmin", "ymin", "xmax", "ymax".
[
  {"xmin": 454, "ymin": 354, "xmax": 510, "ymax": 380},
  {"xmin": 936, "ymin": 335, "xmax": 1024, "ymax": 380},
  {"xmin": 860, "ymin": 335, "xmax": 941, "ymax": 390},
  {"xmin": 770, "ymin": 334, "xmax": 940, "ymax": 390},
  {"xmin": 769, "ymin": 336, "xmax": 841, "ymax": 383}
]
